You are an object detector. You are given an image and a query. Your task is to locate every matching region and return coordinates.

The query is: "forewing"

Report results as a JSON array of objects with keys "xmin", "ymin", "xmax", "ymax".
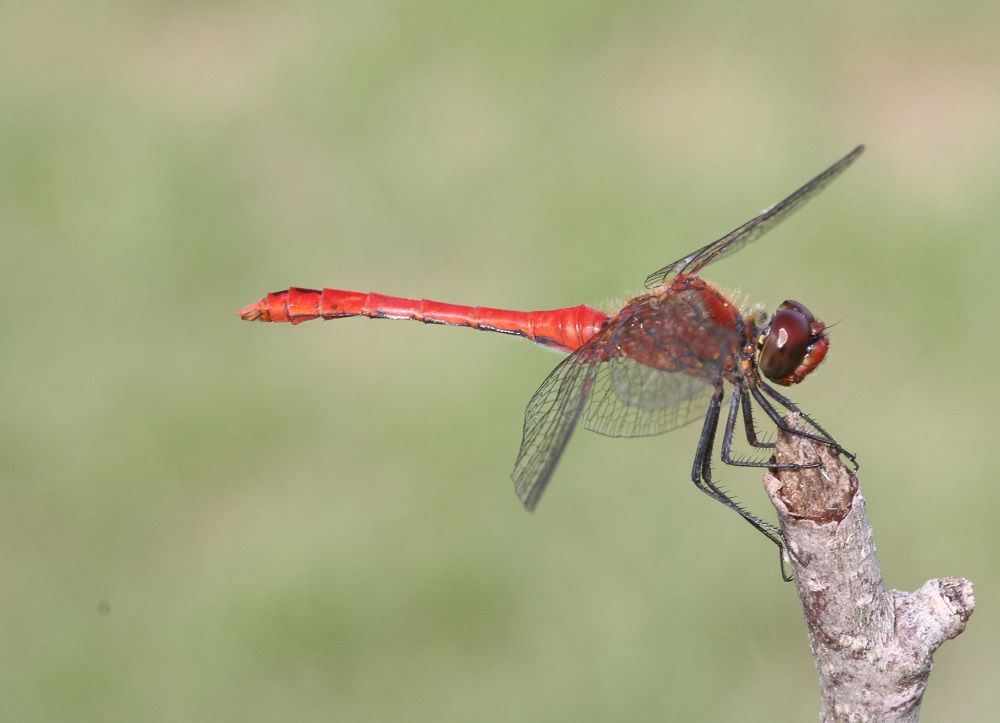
[
  {"xmin": 512, "ymin": 342, "xmax": 603, "ymax": 511},
  {"xmin": 583, "ymin": 356, "xmax": 713, "ymax": 438},
  {"xmin": 644, "ymin": 145, "xmax": 864, "ymax": 288}
]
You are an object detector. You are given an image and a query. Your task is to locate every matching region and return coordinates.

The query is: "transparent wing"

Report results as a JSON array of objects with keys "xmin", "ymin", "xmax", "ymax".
[
  {"xmin": 583, "ymin": 356, "xmax": 713, "ymax": 438},
  {"xmin": 644, "ymin": 145, "xmax": 864, "ymax": 288},
  {"xmin": 512, "ymin": 342, "xmax": 603, "ymax": 511}
]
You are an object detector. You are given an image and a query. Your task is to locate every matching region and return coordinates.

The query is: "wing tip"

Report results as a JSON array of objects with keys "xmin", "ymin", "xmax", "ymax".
[
  {"xmin": 837, "ymin": 144, "xmax": 866, "ymax": 170},
  {"xmin": 513, "ymin": 469, "xmax": 548, "ymax": 512},
  {"xmin": 514, "ymin": 481, "xmax": 542, "ymax": 512}
]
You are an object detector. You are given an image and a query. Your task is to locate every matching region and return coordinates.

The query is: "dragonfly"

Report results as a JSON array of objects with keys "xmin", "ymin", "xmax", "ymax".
[{"xmin": 239, "ymin": 145, "xmax": 863, "ymax": 564}]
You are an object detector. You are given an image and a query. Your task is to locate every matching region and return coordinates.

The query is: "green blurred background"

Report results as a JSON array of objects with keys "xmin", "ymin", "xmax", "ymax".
[{"xmin": 3, "ymin": 2, "xmax": 998, "ymax": 720}]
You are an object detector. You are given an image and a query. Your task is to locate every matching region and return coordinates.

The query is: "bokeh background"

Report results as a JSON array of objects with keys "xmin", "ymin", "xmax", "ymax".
[{"xmin": 3, "ymin": 2, "xmax": 999, "ymax": 720}]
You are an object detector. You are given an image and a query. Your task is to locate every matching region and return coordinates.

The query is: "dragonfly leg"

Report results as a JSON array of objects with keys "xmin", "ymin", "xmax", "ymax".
[
  {"xmin": 721, "ymin": 387, "xmax": 819, "ymax": 470},
  {"xmin": 758, "ymin": 382, "xmax": 858, "ymax": 469},
  {"xmin": 691, "ymin": 386, "xmax": 786, "ymax": 555},
  {"xmin": 740, "ymin": 385, "xmax": 774, "ymax": 449},
  {"xmin": 749, "ymin": 383, "xmax": 842, "ymax": 452}
]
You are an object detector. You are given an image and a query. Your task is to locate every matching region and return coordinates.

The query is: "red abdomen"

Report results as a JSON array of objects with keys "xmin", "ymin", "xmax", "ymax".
[{"xmin": 238, "ymin": 288, "xmax": 609, "ymax": 353}]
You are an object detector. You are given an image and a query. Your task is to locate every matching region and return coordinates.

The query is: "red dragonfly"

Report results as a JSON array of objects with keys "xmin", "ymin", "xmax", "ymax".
[{"xmin": 240, "ymin": 146, "xmax": 863, "ymax": 560}]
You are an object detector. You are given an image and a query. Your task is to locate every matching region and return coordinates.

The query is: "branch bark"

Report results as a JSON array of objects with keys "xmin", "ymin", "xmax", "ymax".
[{"xmin": 763, "ymin": 415, "xmax": 974, "ymax": 722}]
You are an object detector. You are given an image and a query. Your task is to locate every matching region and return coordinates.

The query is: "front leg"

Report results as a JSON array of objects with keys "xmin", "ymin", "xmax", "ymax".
[
  {"xmin": 740, "ymin": 385, "xmax": 773, "ymax": 449},
  {"xmin": 721, "ymin": 385, "xmax": 820, "ymax": 471},
  {"xmin": 749, "ymin": 383, "xmax": 845, "ymax": 452},
  {"xmin": 759, "ymin": 381, "xmax": 858, "ymax": 469}
]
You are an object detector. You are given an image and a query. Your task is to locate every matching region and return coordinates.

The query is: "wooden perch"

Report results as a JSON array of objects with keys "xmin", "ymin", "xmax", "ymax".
[{"xmin": 763, "ymin": 415, "xmax": 974, "ymax": 722}]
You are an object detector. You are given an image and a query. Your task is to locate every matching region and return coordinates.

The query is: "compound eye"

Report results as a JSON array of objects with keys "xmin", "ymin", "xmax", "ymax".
[{"xmin": 759, "ymin": 304, "xmax": 812, "ymax": 383}]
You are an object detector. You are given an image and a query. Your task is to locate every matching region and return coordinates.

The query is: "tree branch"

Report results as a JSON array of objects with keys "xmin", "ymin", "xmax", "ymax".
[{"xmin": 763, "ymin": 415, "xmax": 975, "ymax": 722}]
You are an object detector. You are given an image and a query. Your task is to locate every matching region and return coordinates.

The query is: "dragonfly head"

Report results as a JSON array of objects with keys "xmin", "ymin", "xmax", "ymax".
[{"xmin": 757, "ymin": 300, "xmax": 829, "ymax": 386}]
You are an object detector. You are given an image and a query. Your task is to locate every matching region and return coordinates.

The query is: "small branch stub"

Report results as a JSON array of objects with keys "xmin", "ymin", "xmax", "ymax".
[{"xmin": 763, "ymin": 415, "xmax": 974, "ymax": 722}]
